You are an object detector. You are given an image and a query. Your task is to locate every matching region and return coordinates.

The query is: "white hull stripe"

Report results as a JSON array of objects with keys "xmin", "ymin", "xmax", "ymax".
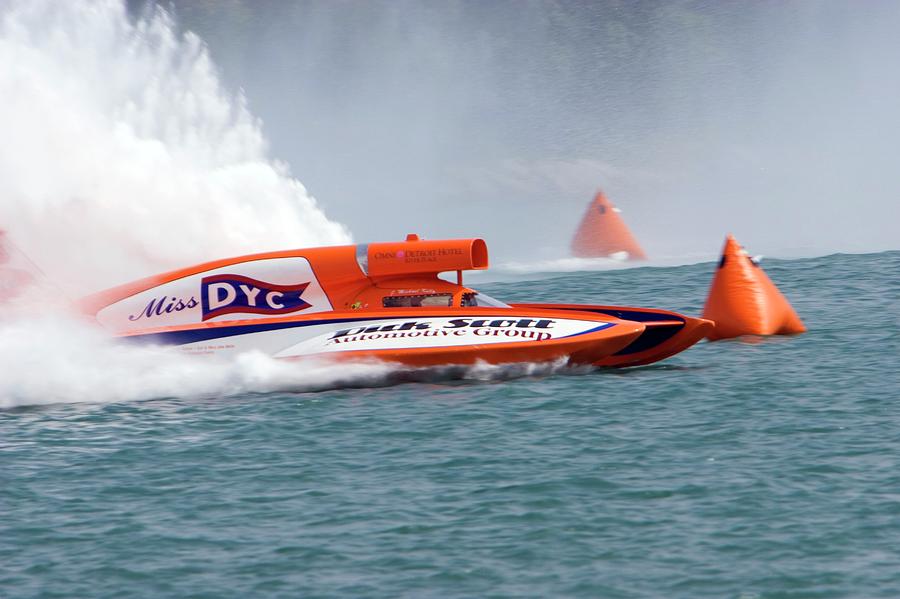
[{"xmin": 125, "ymin": 317, "xmax": 615, "ymax": 347}]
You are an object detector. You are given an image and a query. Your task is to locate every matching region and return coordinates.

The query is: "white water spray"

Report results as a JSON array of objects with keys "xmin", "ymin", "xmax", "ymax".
[
  {"xmin": 0, "ymin": 0, "xmax": 358, "ymax": 408},
  {"xmin": 0, "ymin": 0, "xmax": 350, "ymax": 294},
  {"xmin": 0, "ymin": 306, "xmax": 578, "ymax": 409}
]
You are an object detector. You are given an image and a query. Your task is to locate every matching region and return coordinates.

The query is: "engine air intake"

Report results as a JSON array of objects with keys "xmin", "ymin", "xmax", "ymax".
[{"xmin": 365, "ymin": 237, "xmax": 488, "ymax": 278}]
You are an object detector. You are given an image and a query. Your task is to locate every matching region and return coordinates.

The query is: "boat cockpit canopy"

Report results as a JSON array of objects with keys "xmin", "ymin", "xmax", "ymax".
[
  {"xmin": 379, "ymin": 290, "xmax": 510, "ymax": 309},
  {"xmin": 383, "ymin": 293, "xmax": 454, "ymax": 308}
]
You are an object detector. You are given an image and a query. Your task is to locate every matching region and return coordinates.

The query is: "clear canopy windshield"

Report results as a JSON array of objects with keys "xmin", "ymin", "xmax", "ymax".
[
  {"xmin": 461, "ymin": 292, "xmax": 511, "ymax": 308},
  {"xmin": 383, "ymin": 294, "xmax": 453, "ymax": 308}
]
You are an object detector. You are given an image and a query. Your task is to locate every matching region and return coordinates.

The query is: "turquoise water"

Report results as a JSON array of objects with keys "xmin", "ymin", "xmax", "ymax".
[{"xmin": 2, "ymin": 251, "xmax": 899, "ymax": 598}]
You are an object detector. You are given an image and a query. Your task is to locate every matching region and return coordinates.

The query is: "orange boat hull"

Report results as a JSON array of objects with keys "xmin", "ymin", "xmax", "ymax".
[
  {"xmin": 308, "ymin": 316, "xmax": 645, "ymax": 367},
  {"xmin": 512, "ymin": 304, "xmax": 713, "ymax": 367},
  {"xmin": 119, "ymin": 307, "xmax": 646, "ymax": 368}
]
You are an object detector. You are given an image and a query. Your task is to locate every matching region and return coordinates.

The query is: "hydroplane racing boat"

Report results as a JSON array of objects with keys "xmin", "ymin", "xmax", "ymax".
[{"xmin": 79, "ymin": 235, "xmax": 713, "ymax": 368}]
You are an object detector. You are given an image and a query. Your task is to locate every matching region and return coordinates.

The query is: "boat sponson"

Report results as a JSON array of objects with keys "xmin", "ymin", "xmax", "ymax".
[{"xmin": 510, "ymin": 304, "xmax": 713, "ymax": 367}]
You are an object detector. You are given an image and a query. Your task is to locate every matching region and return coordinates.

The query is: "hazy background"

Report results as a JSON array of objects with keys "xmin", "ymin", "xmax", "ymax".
[{"xmin": 148, "ymin": 0, "xmax": 899, "ymax": 260}]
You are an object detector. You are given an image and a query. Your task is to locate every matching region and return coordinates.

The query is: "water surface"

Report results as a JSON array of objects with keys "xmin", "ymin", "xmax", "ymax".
[{"xmin": 3, "ymin": 251, "xmax": 899, "ymax": 598}]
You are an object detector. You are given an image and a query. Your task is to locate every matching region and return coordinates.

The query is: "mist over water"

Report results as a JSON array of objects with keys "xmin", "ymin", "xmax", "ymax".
[{"xmin": 169, "ymin": 0, "xmax": 900, "ymax": 260}]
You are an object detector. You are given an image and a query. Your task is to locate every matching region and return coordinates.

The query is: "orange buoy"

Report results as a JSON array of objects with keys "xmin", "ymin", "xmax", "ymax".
[
  {"xmin": 571, "ymin": 190, "xmax": 647, "ymax": 260},
  {"xmin": 702, "ymin": 234, "xmax": 806, "ymax": 340}
]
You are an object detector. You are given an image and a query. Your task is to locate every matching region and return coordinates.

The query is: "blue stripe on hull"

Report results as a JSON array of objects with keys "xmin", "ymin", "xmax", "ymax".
[{"xmin": 559, "ymin": 323, "xmax": 615, "ymax": 338}]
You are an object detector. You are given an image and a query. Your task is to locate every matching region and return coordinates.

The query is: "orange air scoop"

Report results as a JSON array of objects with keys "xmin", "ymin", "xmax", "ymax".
[
  {"xmin": 365, "ymin": 235, "xmax": 488, "ymax": 278},
  {"xmin": 702, "ymin": 234, "xmax": 806, "ymax": 340}
]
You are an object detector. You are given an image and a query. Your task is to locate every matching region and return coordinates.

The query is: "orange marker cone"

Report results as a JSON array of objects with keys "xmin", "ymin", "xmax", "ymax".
[
  {"xmin": 702, "ymin": 234, "xmax": 806, "ymax": 340},
  {"xmin": 571, "ymin": 190, "xmax": 647, "ymax": 260}
]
